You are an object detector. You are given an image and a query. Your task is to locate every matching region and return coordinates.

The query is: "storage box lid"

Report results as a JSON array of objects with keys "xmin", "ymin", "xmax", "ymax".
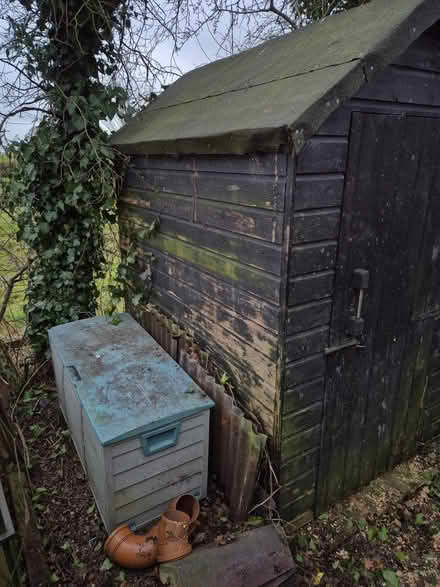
[{"xmin": 48, "ymin": 313, "xmax": 214, "ymax": 446}]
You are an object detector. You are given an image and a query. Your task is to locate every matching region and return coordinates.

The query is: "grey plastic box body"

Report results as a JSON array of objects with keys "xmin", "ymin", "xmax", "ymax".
[{"xmin": 49, "ymin": 313, "xmax": 213, "ymax": 532}]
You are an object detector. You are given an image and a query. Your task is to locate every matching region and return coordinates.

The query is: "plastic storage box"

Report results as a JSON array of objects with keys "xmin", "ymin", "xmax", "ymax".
[{"xmin": 48, "ymin": 313, "xmax": 213, "ymax": 532}]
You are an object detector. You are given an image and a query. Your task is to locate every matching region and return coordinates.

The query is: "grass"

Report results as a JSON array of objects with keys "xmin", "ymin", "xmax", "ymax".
[
  {"xmin": 0, "ymin": 211, "xmax": 27, "ymax": 336},
  {"xmin": 0, "ymin": 211, "xmax": 122, "ymax": 339}
]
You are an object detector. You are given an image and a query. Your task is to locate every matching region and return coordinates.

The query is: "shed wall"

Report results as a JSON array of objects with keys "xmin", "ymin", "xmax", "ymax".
[
  {"xmin": 280, "ymin": 30, "xmax": 440, "ymax": 522},
  {"xmin": 119, "ymin": 152, "xmax": 288, "ymax": 438}
]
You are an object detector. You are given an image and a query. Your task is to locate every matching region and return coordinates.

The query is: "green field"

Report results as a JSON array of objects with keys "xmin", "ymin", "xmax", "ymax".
[
  {"xmin": 0, "ymin": 212, "xmax": 122, "ymax": 338},
  {"xmin": 0, "ymin": 211, "xmax": 27, "ymax": 336}
]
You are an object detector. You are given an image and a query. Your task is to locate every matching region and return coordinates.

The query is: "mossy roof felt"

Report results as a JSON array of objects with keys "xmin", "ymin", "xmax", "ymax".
[{"xmin": 111, "ymin": 0, "xmax": 440, "ymax": 156}]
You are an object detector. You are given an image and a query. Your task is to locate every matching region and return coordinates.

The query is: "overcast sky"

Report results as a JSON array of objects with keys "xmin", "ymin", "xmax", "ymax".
[{"xmin": 4, "ymin": 26, "xmax": 230, "ymax": 142}]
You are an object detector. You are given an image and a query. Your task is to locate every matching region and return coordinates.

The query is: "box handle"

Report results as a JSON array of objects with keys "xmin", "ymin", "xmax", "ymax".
[
  {"xmin": 141, "ymin": 422, "xmax": 181, "ymax": 456},
  {"xmin": 66, "ymin": 365, "xmax": 81, "ymax": 383}
]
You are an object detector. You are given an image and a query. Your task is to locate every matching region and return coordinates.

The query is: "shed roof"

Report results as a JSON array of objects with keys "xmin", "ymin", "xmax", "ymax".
[{"xmin": 111, "ymin": 0, "xmax": 440, "ymax": 156}]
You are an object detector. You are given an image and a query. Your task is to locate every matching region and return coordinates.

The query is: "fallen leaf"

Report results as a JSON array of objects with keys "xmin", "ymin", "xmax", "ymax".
[
  {"xmin": 364, "ymin": 558, "xmax": 384, "ymax": 571},
  {"xmin": 313, "ymin": 571, "xmax": 324, "ymax": 585},
  {"xmin": 382, "ymin": 569, "xmax": 400, "ymax": 587},
  {"xmin": 394, "ymin": 550, "xmax": 408, "ymax": 563},
  {"xmin": 378, "ymin": 526, "xmax": 388, "ymax": 542},
  {"xmin": 100, "ymin": 558, "xmax": 113, "ymax": 571}
]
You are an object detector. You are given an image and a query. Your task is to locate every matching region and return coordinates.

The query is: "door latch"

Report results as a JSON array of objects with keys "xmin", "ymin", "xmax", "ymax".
[{"xmin": 347, "ymin": 269, "xmax": 369, "ymax": 337}]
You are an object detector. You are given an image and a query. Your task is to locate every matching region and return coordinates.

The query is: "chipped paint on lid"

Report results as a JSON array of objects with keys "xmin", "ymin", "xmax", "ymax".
[{"xmin": 49, "ymin": 313, "xmax": 213, "ymax": 446}]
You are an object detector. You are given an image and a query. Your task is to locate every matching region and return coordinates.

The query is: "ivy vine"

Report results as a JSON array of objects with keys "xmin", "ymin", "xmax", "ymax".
[{"xmin": 5, "ymin": 0, "xmax": 131, "ymax": 352}]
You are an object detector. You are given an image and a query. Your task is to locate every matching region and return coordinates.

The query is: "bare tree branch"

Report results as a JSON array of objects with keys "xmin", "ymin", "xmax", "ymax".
[{"xmin": 0, "ymin": 262, "xmax": 30, "ymax": 324}]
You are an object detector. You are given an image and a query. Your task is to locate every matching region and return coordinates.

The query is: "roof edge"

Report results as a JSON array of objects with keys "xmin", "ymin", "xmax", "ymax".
[{"xmin": 111, "ymin": 0, "xmax": 440, "ymax": 157}]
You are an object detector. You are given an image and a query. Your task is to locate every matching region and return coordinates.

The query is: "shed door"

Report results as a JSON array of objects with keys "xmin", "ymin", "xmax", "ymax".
[{"xmin": 317, "ymin": 112, "xmax": 440, "ymax": 511}]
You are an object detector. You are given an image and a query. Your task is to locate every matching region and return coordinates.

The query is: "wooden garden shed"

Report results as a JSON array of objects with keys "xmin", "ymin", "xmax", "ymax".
[{"xmin": 112, "ymin": 0, "xmax": 440, "ymax": 524}]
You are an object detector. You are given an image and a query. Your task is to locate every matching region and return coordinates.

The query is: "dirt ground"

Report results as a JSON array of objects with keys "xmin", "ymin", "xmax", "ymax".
[
  {"xmin": 290, "ymin": 444, "xmax": 440, "ymax": 586},
  {"xmin": 11, "ymin": 369, "xmax": 245, "ymax": 586},
  {"xmin": 10, "ymin": 367, "xmax": 440, "ymax": 586}
]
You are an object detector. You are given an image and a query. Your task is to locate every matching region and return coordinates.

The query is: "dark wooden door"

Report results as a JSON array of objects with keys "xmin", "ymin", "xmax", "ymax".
[{"xmin": 317, "ymin": 112, "xmax": 440, "ymax": 511}]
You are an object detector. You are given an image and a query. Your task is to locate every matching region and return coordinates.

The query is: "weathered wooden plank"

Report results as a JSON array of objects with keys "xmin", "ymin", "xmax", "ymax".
[
  {"xmin": 286, "ymin": 327, "xmax": 329, "ymax": 362},
  {"xmin": 394, "ymin": 34, "xmax": 440, "ymax": 72},
  {"xmin": 121, "ymin": 189, "xmax": 193, "ymax": 220},
  {"xmin": 282, "ymin": 424, "xmax": 321, "ymax": 460},
  {"xmin": 430, "ymin": 351, "xmax": 440, "ymax": 373},
  {"xmin": 150, "ymin": 285, "xmax": 278, "ymax": 393},
  {"xmin": 319, "ymin": 113, "xmax": 400, "ymax": 506},
  {"xmin": 123, "ymin": 229, "xmax": 282, "ymax": 303},
  {"xmin": 152, "ymin": 270, "xmax": 278, "ymax": 360},
  {"xmin": 432, "ymin": 329, "xmax": 440, "ymax": 352},
  {"xmin": 375, "ymin": 125, "xmax": 435, "ymax": 476},
  {"xmin": 196, "ymin": 152, "xmax": 288, "ymax": 175},
  {"xmin": 357, "ymin": 65, "xmax": 440, "ymax": 106},
  {"xmin": 279, "ymin": 469, "xmax": 315, "ymax": 507},
  {"xmin": 292, "ymin": 209, "xmax": 340, "ymax": 244},
  {"xmin": 290, "ymin": 241, "xmax": 338, "ymax": 276},
  {"xmin": 296, "ymin": 137, "xmax": 348, "ymax": 174},
  {"xmin": 126, "ymin": 165, "xmax": 286, "ymax": 211},
  {"xmin": 196, "ymin": 173, "xmax": 286, "ymax": 211},
  {"xmin": 122, "ymin": 205, "xmax": 282, "ymax": 276},
  {"xmin": 287, "ymin": 300, "xmax": 332, "ymax": 335},
  {"xmin": 411, "ymin": 157, "xmax": 440, "ymax": 319},
  {"xmin": 315, "ymin": 107, "xmax": 351, "ymax": 136},
  {"xmin": 281, "ymin": 402, "xmax": 322, "ymax": 440},
  {"xmin": 133, "ymin": 152, "xmax": 287, "ymax": 176},
  {"xmin": 288, "ymin": 271, "xmax": 334, "ymax": 306},
  {"xmin": 143, "ymin": 248, "xmax": 280, "ymax": 332},
  {"xmin": 126, "ymin": 168, "xmax": 195, "ymax": 196},
  {"xmin": 347, "ymin": 98, "xmax": 440, "ymax": 120},
  {"xmin": 429, "ymin": 369, "xmax": 440, "ymax": 391},
  {"xmin": 282, "ymin": 378, "xmax": 325, "ymax": 415},
  {"xmin": 294, "ymin": 175, "xmax": 345, "ymax": 210},
  {"xmin": 285, "ymin": 355, "xmax": 326, "ymax": 388},
  {"xmin": 280, "ymin": 491, "xmax": 314, "ymax": 522},
  {"xmin": 280, "ymin": 447, "xmax": 319, "ymax": 485},
  {"xmin": 425, "ymin": 398, "xmax": 440, "ymax": 428},
  {"xmin": 423, "ymin": 413, "xmax": 440, "ymax": 441},
  {"xmin": 196, "ymin": 199, "xmax": 284, "ymax": 243},
  {"xmin": 146, "ymin": 289, "xmax": 276, "ymax": 434},
  {"xmin": 131, "ymin": 155, "xmax": 194, "ymax": 173}
]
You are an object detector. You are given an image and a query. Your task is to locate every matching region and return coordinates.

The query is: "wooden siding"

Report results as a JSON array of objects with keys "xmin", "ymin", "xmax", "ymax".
[
  {"xmin": 280, "ymin": 30, "xmax": 440, "ymax": 521},
  {"xmin": 120, "ymin": 152, "xmax": 287, "ymax": 436}
]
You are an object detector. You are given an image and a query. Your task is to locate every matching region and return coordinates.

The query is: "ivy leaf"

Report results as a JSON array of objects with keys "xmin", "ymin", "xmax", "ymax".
[
  {"xmin": 66, "ymin": 100, "xmax": 77, "ymax": 116},
  {"xmin": 382, "ymin": 569, "xmax": 400, "ymax": 587},
  {"xmin": 378, "ymin": 526, "xmax": 388, "ymax": 541},
  {"xmin": 395, "ymin": 550, "xmax": 408, "ymax": 563},
  {"xmin": 132, "ymin": 293, "xmax": 142, "ymax": 306},
  {"xmin": 100, "ymin": 558, "xmax": 113, "ymax": 571}
]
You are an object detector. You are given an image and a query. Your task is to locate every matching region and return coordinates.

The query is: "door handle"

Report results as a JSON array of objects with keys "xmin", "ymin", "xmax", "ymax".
[{"xmin": 347, "ymin": 269, "xmax": 369, "ymax": 337}]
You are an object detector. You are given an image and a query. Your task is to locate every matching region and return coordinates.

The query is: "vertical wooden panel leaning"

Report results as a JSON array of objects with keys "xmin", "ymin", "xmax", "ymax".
[{"xmin": 141, "ymin": 306, "xmax": 267, "ymax": 521}]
